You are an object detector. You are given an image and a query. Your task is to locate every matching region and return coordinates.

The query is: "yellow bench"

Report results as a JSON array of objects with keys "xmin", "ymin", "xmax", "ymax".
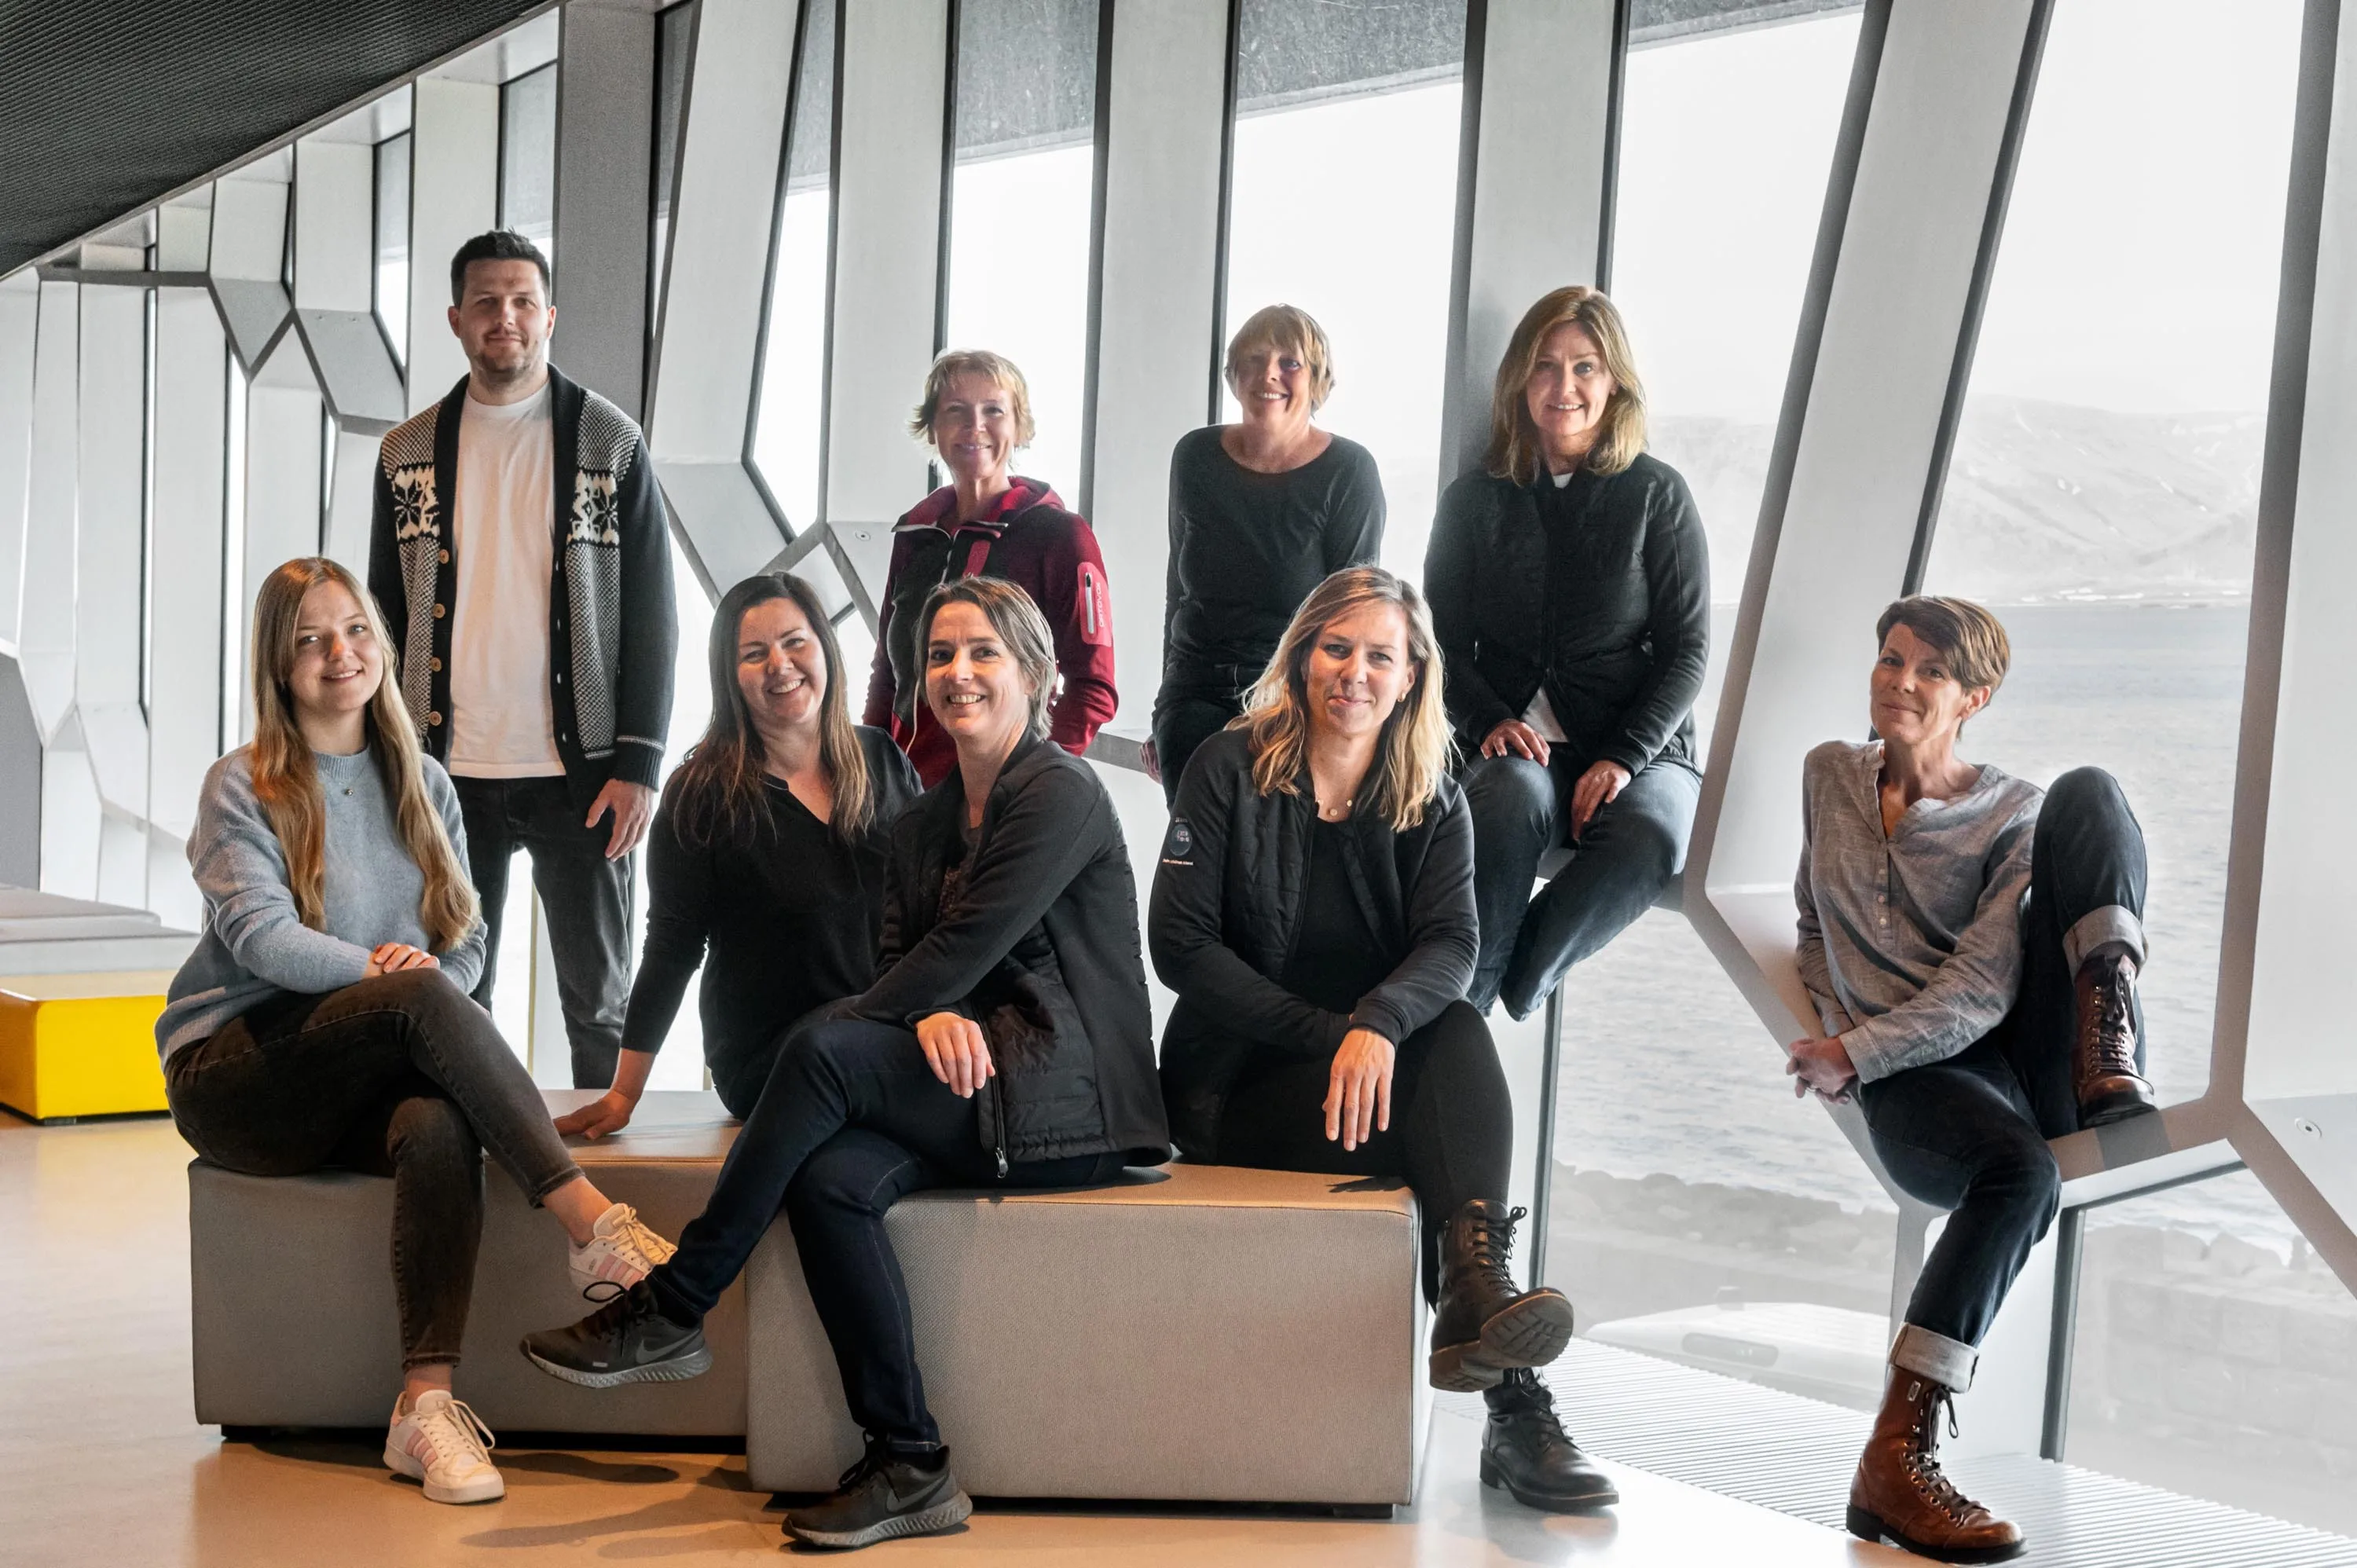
[{"xmin": 0, "ymin": 971, "xmax": 174, "ymax": 1123}]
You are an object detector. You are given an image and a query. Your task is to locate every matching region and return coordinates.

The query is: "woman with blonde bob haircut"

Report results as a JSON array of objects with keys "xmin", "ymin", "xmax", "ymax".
[
  {"xmin": 1427, "ymin": 284, "xmax": 1710, "ymax": 1020},
  {"xmin": 1149, "ymin": 302, "xmax": 1385, "ymax": 804},
  {"xmin": 1151, "ymin": 566, "xmax": 1615, "ymax": 1515},
  {"xmin": 156, "ymin": 557, "xmax": 676, "ymax": 1509}
]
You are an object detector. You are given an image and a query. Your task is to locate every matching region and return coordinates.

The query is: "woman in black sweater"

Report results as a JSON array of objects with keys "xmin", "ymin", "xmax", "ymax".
[
  {"xmin": 555, "ymin": 573, "xmax": 921, "ymax": 1136},
  {"xmin": 526, "ymin": 576, "xmax": 1168, "ymax": 1551},
  {"xmin": 1153, "ymin": 567, "xmax": 1613, "ymax": 1515},
  {"xmin": 1149, "ymin": 303, "xmax": 1385, "ymax": 804},
  {"xmin": 1426, "ymin": 286, "xmax": 1709, "ymax": 1020}
]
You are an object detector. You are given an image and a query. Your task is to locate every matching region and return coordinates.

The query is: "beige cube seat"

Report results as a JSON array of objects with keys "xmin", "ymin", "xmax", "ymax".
[
  {"xmin": 189, "ymin": 1089, "xmax": 748, "ymax": 1438},
  {"xmin": 745, "ymin": 1162, "xmax": 1428, "ymax": 1506}
]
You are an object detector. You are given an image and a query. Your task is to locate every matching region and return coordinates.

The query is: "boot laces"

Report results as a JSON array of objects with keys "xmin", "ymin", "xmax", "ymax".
[
  {"xmin": 1499, "ymin": 1373, "xmax": 1578, "ymax": 1458},
  {"xmin": 2080, "ymin": 959, "xmax": 2138, "ymax": 1077},
  {"xmin": 1904, "ymin": 1388, "xmax": 1977, "ymax": 1523},
  {"xmin": 1468, "ymin": 1205, "xmax": 1526, "ymax": 1291},
  {"xmin": 837, "ymin": 1434, "xmax": 893, "ymax": 1493}
]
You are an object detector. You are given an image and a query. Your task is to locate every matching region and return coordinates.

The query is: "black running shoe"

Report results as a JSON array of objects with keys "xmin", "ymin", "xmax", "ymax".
[
  {"xmin": 783, "ymin": 1438, "xmax": 974, "ymax": 1551},
  {"xmin": 519, "ymin": 1280, "xmax": 711, "ymax": 1389}
]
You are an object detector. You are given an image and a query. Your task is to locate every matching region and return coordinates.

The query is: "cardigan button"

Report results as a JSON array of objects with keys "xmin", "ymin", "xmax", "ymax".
[
  {"xmin": 430, "ymin": 657, "xmax": 442, "ymax": 672},
  {"xmin": 438, "ymin": 548, "xmax": 450, "ymax": 565},
  {"xmin": 428, "ymin": 711, "xmax": 443, "ymax": 727},
  {"xmin": 432, "ymin": 602, "xmax": 445, "ymax": 618}
]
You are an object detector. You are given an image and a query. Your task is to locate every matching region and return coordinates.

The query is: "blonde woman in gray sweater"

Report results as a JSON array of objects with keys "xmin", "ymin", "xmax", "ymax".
[{"xmin": 158, "ymin": 558, "xmax": 676, "ymax": 1508}]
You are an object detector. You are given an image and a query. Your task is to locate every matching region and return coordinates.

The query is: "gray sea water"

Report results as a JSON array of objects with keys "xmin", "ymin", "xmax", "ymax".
[{"xmin": 1552, "ymin": 602, "xmax": 2295, "ymax": 1251}]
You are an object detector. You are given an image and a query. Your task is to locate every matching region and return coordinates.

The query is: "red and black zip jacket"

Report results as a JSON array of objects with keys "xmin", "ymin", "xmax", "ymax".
[{"xmin": 861, "ymin": 478, "xmax": 1118, "ymax": 787}]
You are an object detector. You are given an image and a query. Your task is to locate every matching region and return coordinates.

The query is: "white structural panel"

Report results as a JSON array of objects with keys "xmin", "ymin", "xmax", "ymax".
[
  {"xmin": 1439, "ymin": 0, "xmax": 1619, "ymax": 481},
  {"xmin": 407, "ymin": 76, "xmax": 501, "ymax": 408},
  {"xmin": 73, "ymin": 281, "xmax": 149, "ymax": 822},
  {"xmin": 0, "ymin": 271, "xmax": 37, "ymax": 653},
  {"xmin": 646, "ymin": 0, "xmax": 798, "ymax": 589},
  {"xmin": 148, "ymin": 288, "xmax": 228, "ymax": 847},
  {"xmin": 820, "ymin": 0, "xmax": 951, "ymax": 531},
  {"xmin": 292, "ymin": 141, "xmax": 374, "ymax": 313},
  {"xmin": 2231, "ymin": 0, "xmax": 2357, "ymax": 1280},
  {"xmin": 1081, "ymin": 0, "xmax": 1231, "ymax": 728},
  {"xmin": 208, "ymin": 174, "xmax": 294, "ymax": 372},
  {"xmin": 21, "ymin": 281, "xmax": 80, "ymax": 740},
  {"xmin": 240, "ymin": 338, "xmax": 326, "ymax": 737}
]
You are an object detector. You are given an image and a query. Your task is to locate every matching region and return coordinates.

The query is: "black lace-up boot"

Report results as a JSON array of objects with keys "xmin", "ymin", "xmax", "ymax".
[
  {"xmin": 2073, "ymin": 950, "xmax": 2157, "ymax": 1127},
  {"xmin": 783, "ymin": 1435, "xmax": 973, "ymax": 1550},
  {"xmin": 1481, "ymin": 1368, "xmax": 1618, "ymax": 1510},
  {"xmin": 1428, "ymin": 1200, "xmax": 1575, "ymax": 1391}
]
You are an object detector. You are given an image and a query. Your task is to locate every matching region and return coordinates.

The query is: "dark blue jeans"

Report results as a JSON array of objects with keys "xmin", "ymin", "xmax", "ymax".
[
  {"xmin": 453, "ymin": 775, "xmax": 632, "ymax": 1090},
  {"xmin": 647, "ymin": 1017, "xmax": 1126, "ymax": 1448},
  {"xmin": 1461, "ymin": 751, "xmax": 1700, "ymax": 1017},
  {"xmin": 1859, "ymin": 767, "xmax": 2148, "ymax": 1350}
]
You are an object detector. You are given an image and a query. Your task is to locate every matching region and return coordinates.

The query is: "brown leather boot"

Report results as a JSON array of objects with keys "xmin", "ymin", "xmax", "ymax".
[
  {"xmin": 1847, "ymin": 1365, "xmax": 2025, "ymax": 1563},
  {"xmin": 2073, "ymin": 950, "xmax": 2157, "ymax": 1127}
]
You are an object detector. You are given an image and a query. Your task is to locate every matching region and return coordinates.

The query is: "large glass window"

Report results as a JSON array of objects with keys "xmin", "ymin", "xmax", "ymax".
[
  {"xmin": 1546, "ymin": 13, "xmax": 1879, "ymax": 1381},
  {"xmin": 750, "ymin": 0, "xmax": 836, "ymax": 531},
  {"xmin": 500, "ymin": 64, "xmax": 559, "ymax": 271},
  {"xmin": 1920, "ymin": 0, "xmax": 2302, "ymax": 1110},
  {"xmin": 374, "ymin": 131, "xmax": 412, "ymax": 366},
  {"xmin": 940, "ymin": 0, "xmax": 1099, "ymax": 502},
  {"xmin": 2067, "ymin": 1168, "xmax": 2353, "ymax": 1532},
  {"xmin": 1219, "ymin": 0, "xmax": 1466, "ymax": 580},
  {"xmin": 650, "ymin": 1, "xmax": 695, "ymax": 335}
]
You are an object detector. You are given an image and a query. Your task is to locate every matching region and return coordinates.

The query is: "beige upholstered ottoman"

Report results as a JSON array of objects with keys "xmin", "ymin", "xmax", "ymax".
[
  {"xmin": 744, "ymin": 1163, "xmax": 1428, "ymax": 1506},
  {"xmin": 188, "ymin": 1089, "xmax": 748, "ymax": 1437}
]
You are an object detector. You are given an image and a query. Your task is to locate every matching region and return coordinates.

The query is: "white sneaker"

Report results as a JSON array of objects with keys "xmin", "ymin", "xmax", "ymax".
[
  {"xmin": 384, "ymin": 1390, "xmax": 504, "ymax": 1504},
  {"xmin": 570, "ymin": 1202, "xmax": 676, "ymax": 1302}
]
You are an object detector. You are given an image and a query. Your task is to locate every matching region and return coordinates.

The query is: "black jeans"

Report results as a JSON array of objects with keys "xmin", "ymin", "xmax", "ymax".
[
  {"xmin": 1150, "ymin": 672, "xmax": 1251, "ymax": 808},
  {"xmin": 648, "ymin": 1017, "xmax": 1126, "ymax": 1449},
  {"xmin": 453, "ymin": 775, "xmax": 632, "ymax": 1089},
  {"xmin": 1461, "ymin": 751, "xmax": 1699, "ymax": 1017},
  {"xmin": 1858, "ymin": 767, "xmax": 2148, "ymax": 1350},
  {"xmin": 1214, "ymin": 1000, "xmax": 1512, "ymax": 1303},
  {"xmin": 163, "ymin": 969, "xmax": 582, "ymax": 1369}
]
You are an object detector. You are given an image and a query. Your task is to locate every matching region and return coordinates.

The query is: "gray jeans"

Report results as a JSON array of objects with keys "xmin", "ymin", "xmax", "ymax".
[
  {"xmin": 454, "ymin": 774, "xmax": 632, "ymax": 1089},
  {"xmin": 163, "ymin": 969, "xmax": 581, "ymax": 1370}
]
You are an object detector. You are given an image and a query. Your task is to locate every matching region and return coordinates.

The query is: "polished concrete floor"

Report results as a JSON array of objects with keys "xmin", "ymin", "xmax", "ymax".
[{"xmin": 0, "ymin": 1108, "xmax": 1906, "ymax": 1566}]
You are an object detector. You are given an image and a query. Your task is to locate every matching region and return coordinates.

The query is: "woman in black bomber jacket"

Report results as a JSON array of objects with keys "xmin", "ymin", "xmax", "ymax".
[
  {"xmin": 525, "ymin": 576, "xmax": 1167, "ymax": 1551},
  {"xmin": 1426, "ymin": 286, "xmax": 1709, "ymax": 1021},
  {"xmin": 1153, "ymin": 567, "xmax": 1616, "ymax": 1515}
]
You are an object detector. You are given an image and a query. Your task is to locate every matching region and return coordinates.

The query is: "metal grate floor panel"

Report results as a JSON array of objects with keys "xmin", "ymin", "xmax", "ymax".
[{"xmin": 1543, "ymin": 1338, "xmax": 2357, "ymax": 1566}]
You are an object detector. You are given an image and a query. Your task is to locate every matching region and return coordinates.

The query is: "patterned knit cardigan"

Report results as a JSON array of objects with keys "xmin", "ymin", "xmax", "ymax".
[{"xmin": 365, "ymin": 368, "xmax": 676, "ymax": 806}]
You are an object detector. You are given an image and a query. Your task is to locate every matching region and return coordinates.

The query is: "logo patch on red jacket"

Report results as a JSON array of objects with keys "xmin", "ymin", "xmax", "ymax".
[{"xmin": 1077, "ymin": 562, "xmax": 1111, "ymax": 647}]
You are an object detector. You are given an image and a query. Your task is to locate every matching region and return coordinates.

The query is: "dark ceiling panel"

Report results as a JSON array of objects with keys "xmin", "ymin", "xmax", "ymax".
[{"xmin": 0, "ymin": 1, "xmax": 551, "ymax": 276}]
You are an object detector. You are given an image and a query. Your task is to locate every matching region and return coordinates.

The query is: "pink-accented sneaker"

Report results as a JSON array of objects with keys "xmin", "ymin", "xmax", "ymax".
[
  {"xmin": 383, "ymin": 1390, "xmax": 503, "ymax": 1504},
  {"xmin": 569, "ymin": 1202, "xmax": 676, "ymax": 1302}
]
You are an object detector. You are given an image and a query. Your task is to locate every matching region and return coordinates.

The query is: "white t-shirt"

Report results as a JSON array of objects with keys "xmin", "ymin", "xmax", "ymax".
[
  {"xmin": 1519, "ymin": 465, "xmax": 1578, "ymax": 744},
  {"xmin": 447, "ymin": 385, "xmax": 563, "ymax": 778}
]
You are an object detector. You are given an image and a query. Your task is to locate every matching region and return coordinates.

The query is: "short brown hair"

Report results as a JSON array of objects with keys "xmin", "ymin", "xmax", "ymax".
[
  {"xmin": 1485, "ymin": 285, "xmax": 1647, "ymax": 482},
  {"xmin": 910, "ymin": 349, "xmax": 1036, "ymax": 449},
  {"xmin": 1224, "ymin": 303, "xmax": 1336, "ymax": 414},
  {"xmin": 919, "ymin": 575, "xmax": 1058, "ymax": 740},
  {"xmin": 1875, "ymin": 595, "xmax": 2012, "ymax": 695}
]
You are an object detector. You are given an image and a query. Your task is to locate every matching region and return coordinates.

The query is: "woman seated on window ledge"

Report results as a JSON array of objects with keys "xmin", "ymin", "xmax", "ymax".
[
  {"xmin": 158, "ymin": 557, "xmax": 674, "ymax": 1511},
  {"xmin": 554, "ymin": 572, "xmax": 920, "ymax": 1137},
  {"xmin": 523, "ymin": 575, "xmax": 1168, "ymax": 1552},
  {"xmin": 1791, "ymin": 595, "xmax": 2157, "ymax": 1565},
  {"xmin": 1150, "ymin": 566, "xmax": 1613, "ymax": 1515}
]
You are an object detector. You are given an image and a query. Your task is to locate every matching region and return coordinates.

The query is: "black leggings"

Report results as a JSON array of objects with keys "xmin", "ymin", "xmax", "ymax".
[
  {"xmin": 163, "ymin": 969, "xmax": 582, "ymax": 1369},
  {"xmin": 1213, "ymin": 1000, "xmax": 1512, "ymax": 1302}
]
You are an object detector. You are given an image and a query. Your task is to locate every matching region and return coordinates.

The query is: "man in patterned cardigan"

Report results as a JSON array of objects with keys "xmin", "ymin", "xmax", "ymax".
[{"xmin": 367, "ymin": 230, "xmax": 676, "ymax": 1089}]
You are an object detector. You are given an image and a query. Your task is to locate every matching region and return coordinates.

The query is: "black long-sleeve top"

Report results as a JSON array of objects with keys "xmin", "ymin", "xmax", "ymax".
[
  {"xmin": 1424, "ymin": 452, "xmax": 1710, "ymax": 774},
  {"xmin": 623, "ymin": 727, "xmax": 920, "ymax": 1112},
  {"xmin": 1149, "ymin": 727, "xmax": 1479, "ymax": 1160},
  {"xmin": 1159, "ymin": 427, "xmax": 1385, "ymax": 692}
]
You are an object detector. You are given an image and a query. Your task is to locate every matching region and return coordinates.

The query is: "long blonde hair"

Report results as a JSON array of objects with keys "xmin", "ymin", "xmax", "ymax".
[
  {"xmin": 1485, "ymin": 285, "xmax": 1648, "ymax": 482},
  {"xmin": 670, "ymin": 573, "xmax": 874, "ymax": 846},
  {"xmin": 247, "ymin": 558, "xmax": 477, "ymax": 951},
  {"xmin": 1236, "ymin": 568, "xmax": 1453, "ymax": 831}
]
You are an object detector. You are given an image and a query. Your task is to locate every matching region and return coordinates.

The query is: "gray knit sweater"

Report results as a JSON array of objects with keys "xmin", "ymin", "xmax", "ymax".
[{"xmin": 156, "ymin": 745, "xmax": 487, "ymax": 1061}]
